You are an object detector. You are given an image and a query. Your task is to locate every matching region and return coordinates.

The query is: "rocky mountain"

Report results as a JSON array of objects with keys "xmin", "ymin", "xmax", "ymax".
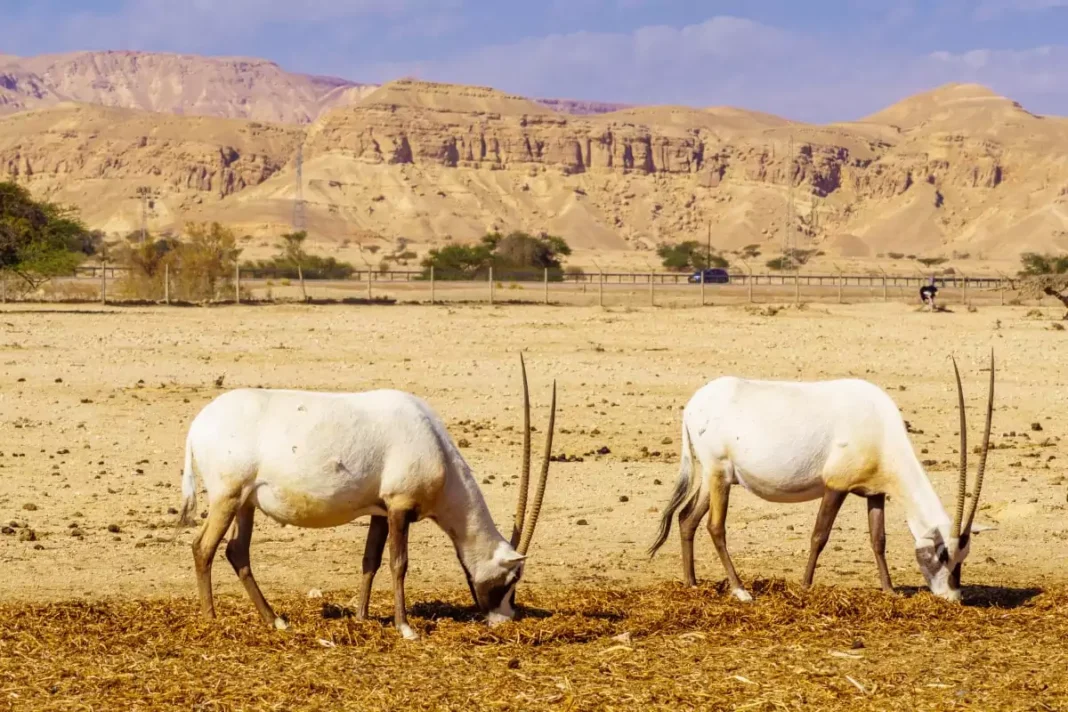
[
  {"xmin": 2, "ymin": 66, "xmax": 1067, "ymax": 263},
  {"xmin": 0, "ymin": 51, "xmax": 629, "ymax": 123}
]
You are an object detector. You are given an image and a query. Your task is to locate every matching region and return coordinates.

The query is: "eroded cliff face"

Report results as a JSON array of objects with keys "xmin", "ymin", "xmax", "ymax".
[
  {"xmin": 3, "ymin": 79, "xmax": 1067, "ymax": 259},
  {"xmin": 0, "ymin": 104, "xmax": 303, "ymax": 227}
]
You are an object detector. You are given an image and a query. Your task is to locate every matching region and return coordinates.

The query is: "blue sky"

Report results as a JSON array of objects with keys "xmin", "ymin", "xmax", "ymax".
[{"xmin": 2, "ymin": 0, "xmax": 1067, "ymax": 122}]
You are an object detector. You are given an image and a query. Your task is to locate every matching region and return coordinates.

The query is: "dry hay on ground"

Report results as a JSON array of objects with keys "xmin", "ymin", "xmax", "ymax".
[{"xmin": 1, "ymin": 580, "xmax": 1064, "ymax": 711}]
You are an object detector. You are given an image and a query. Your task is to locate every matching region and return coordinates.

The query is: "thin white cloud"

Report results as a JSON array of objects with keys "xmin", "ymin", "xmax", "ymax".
[{"xmin": 975, "ymin": 0, "xmax": 1068, "ymax": 19}]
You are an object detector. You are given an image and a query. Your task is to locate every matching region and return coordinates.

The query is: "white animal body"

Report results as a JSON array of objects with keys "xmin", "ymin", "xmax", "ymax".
[
  {"xmin": 177, "ymin": 357, "xmax": 556, "ymax": 639},
  {"xmin": 649, "ymin": 354, "xmax": 994, "ymax": 602}
]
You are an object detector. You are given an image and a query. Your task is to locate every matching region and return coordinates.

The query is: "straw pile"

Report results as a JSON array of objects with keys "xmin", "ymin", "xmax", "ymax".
[{"xmin": 1, "ymin": 580, "xmax": 1065, "ymax": 710}]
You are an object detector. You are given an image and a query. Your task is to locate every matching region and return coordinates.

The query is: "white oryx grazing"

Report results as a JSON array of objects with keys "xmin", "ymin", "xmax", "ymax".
[
  {"xmin": 175, "ymin": 355, "xmax": 557, "ymax": 640},
  {"xmin": 648, "ymin": 352, "xmax": 995, "ymax": 603}
]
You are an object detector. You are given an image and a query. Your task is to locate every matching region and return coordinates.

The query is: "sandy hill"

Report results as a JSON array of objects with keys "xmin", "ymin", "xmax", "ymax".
[{"xmin": 3, "ymin": 73, "xmax": 1068, "ymax": 263}]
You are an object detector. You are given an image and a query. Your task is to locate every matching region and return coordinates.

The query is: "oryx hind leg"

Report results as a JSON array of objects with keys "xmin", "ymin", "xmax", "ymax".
[
  {"xmin": 678, "ymin": 483, "xmax": 710, "ymax": 587},
  {"xmin": 224, "ymin": 500, "xmax": 286, "ymax": 630},
  {"xmin": 354, "ymin": 515, "xmax": 388, "ymax": 620},
  {"xmin": 802, "ymin": 489, "xmax": 847, "ymax": 589},
  {"xmin": 192, "ymin": 493, "xmax": 240, "ymax": 620},
  {"xmin": 706, "ymin": 467, "xmax": 750, "ymax": 602}
]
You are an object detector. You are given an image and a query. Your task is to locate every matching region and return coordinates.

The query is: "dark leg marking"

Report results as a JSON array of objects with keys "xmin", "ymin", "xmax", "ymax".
[
  {"xmin": 225, "ymin": 502, "xmax": 284, "ymax": 628},
  {"xmin": 802, "ymin": 489, "xmax": 848, "ymax": 588},
  {"xmin": 678, "ymin": 495, "xmax": 710, "ymax": 587},
  {"xmin": 707, "ymin": 477, "xmax": 749, "ymax": 600},
  {"xmin": 355, "ymin": 515, "xmax": 388, "ymax": 620},
  {"xmin": 867, "ymin": 494, "xmax": 895, "ymax": 594},
  {"xmin": 388, "ymin": 508, "xmax": 416, "ymax": 639}
]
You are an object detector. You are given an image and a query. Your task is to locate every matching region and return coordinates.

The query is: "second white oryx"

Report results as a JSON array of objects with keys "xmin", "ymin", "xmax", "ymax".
[
  {"xmin": 175, "ymin": 355, "xmax": 556, "ymax": 640},
  {"xmin": 649, "ymin": 352, "xmax": 994, "ymax": 603}
]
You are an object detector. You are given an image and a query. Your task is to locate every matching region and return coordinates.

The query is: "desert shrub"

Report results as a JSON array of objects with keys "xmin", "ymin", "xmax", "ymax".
[
  {"xmin": 657, "ymin": 241, "xmax": 729, "ymax": 271},
  {"xmin": 421, "ymin": 230, "xmax": 572, "ymax": 281},
  {"xmin": 241, "ymin": 254, "xmax": 356, "ymax": 280},
  {"xmin": 1018, "ymin": 251, "xmax": 1068, "ymax": 319}
]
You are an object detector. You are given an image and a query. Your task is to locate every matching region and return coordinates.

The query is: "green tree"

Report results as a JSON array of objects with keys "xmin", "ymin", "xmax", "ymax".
[{"xmin": 0, "ymin": 181, "xmax": 93, "ymax": 290}]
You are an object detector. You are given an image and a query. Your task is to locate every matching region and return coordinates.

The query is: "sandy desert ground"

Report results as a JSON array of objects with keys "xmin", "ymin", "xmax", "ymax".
[{"xmin": 1, "ymin": 300, "xmax": 1066, "ymax": 605}]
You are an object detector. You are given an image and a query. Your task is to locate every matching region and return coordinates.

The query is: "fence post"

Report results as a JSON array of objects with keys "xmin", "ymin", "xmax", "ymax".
[
  {"xmin": 837, "ymin": 272, "xmax": 843, "ymax": 305},
  {"xmin": 700, "ymin": 270, "xmax": 706, "ymax": 306},
  {"xmin": 882, "ymin": 276, "xmax": 887, "ymax": 302},
  {"xmin": 962, "ymin": 277, "xmax": 968, "ymax": 306},
  {"xmin": 794, "ymin": 272, "xmax": 800, "ymax": 304},
  {"xmin": 367, "ymin": 270, "xmax": 372, "ymax": 301},
  {"xmin": 1, "ymin": 272, "xmax": 6, "ymax": 304},
  {"xmin": 649, "ymin": 273, "xmax": 654, "ymax": 307},
  {"xmin": 489, "ymin": 266, "xmax": 494, "ymax": 305},
  {"xmin": 430, "ymin": 266, "xmax": 435, "ymax": 305},
  {"xmin": 544, "ymin": 268, "xmax": 549, "ymax": 305},
  {"xmin": 598, "ymin": 271, "xmax": 604, "ymax": 307},
  {"xmin": 164, "ymin": 263, "xmax": 170, "ymax": 305},
  {"xmin": 100, "ymin": 264, "xmax": 107, "ymax": 305},
  {"xmin": 235, "ymin": 264, "xmax": 241, "ymax": 304}
]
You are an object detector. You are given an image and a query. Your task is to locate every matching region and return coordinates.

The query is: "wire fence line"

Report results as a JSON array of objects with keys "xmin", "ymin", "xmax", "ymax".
[{"xmin": 0, "ymin": 265, "xmax": 1046, "ymax": 309}]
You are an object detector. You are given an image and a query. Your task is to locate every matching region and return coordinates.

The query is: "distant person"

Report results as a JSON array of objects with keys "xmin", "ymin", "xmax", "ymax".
[{"xmin": 920, "ymin": 278, "xmax": 938, "ymax": 310}]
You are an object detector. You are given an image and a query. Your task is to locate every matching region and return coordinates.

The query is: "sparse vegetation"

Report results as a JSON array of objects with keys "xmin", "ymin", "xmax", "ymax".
[
  {"xmin": 657, "ymin": 241, "xmax": 729, "ymax": 271},
  {"xmin": 240, "ymin": 231, "xmax": 357, "ymax": 298},
  {"xmin": 1018, "ymin": 251, "xmax": 1068, "ymax": 318},
  {"xmin": 766, "ymin": 248, "xmax": 818, "ymax": 271},
  {"xmin": 115, "ymin": 222, "xmax": 243, "ymax": 301},
  {"xmin": 178, "ymin": 222, "xmax": 243, "ymax": 300},
  {"xmin": 420, "ymin": 230, "xmax": 572, "ymax": 280}
]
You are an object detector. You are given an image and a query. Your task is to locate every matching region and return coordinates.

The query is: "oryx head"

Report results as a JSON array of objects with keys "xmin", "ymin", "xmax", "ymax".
[
  {"xmin": 915, "ymin": 350, "xmax": 994, "ymax": 602},
  {"xmin": 464, "ymin": 353, "xmax": 557, "ymax": 626}
]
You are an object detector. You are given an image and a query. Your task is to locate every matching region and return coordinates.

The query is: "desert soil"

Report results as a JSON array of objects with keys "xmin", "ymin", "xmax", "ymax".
[{"xmin": 0, "ymin": 302, "xmax": 1065, "ymax": 606}]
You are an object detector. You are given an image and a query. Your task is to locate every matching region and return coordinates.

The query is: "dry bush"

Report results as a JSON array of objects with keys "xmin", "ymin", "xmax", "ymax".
[{"xmin": 39, "ymin": 279, "xmax": 100, "ymax": 301}]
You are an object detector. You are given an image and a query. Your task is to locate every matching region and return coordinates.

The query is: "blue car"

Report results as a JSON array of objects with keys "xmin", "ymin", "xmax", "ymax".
[{"xmin": 688, "ymin": 268, "xmax": 730, "ymax": 284}]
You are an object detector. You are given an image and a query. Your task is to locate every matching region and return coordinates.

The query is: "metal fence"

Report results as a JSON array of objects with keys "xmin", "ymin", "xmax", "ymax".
[{"xmin": 0, "ymin": 265, "xmax": 1040, "ymax": 309}]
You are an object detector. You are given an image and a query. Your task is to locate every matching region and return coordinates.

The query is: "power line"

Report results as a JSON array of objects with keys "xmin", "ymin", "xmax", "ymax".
[{"xmin": 292, "ymin": 144, "xmax": 306, "ymax": 232}]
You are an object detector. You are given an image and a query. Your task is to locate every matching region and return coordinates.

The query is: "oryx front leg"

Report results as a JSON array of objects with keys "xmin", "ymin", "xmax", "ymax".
[
  {"xmin": 224, "ymin": 501, "xmax": 286, "ymax": 630},
  {"xmin": 801, "ymin": 489, "xmax": 847, "ymax": 589},
  {"xmin": 866, "ymin": 494, "xmax": 895, "ymax": 594},
  {"xmin": 707, "ymin": 475, "xmax": 750, "ymax": 602},
  {"xmin": 355, "ymin": 515, "xmax": 388, "ymax": 620},
  {"xmin": 388, "ymin": 508, "xmax": 418, "ymax": 640},
  {"xmin": 191, "ymin": 494, "xmax": 240, "ymax": 620}
]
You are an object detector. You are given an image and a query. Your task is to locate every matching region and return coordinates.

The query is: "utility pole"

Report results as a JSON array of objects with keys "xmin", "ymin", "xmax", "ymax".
[
  {"xmin": 782, "ymin": 135, "xmax": 795, "ymax": 272},
  {"xmin": 293, "ymin": 144, "xmax": 306, "ymax": 232},
  {"xmin": 136, "ymin": 186, "xmax": 152, "ymax": 244},
  {"xmin": 706, "ymin": 223, "xmax": 712, "ymax": 268}
]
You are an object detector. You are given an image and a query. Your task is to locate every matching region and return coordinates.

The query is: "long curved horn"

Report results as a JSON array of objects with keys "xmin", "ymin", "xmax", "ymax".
[
  {"xmin": 951, "ymin": 356, "xmax": 968, "ymax": 540},
  {"xmin": 510, "ymin": 353, "xmax": 532, "ymax": 548},
  {"xmin": 517, "ymin": 379, "xmax": 556, "ymax": 555},
  {"xmin": 963, "ymin": 349, "xmax": 995, "ymax": 537}
]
